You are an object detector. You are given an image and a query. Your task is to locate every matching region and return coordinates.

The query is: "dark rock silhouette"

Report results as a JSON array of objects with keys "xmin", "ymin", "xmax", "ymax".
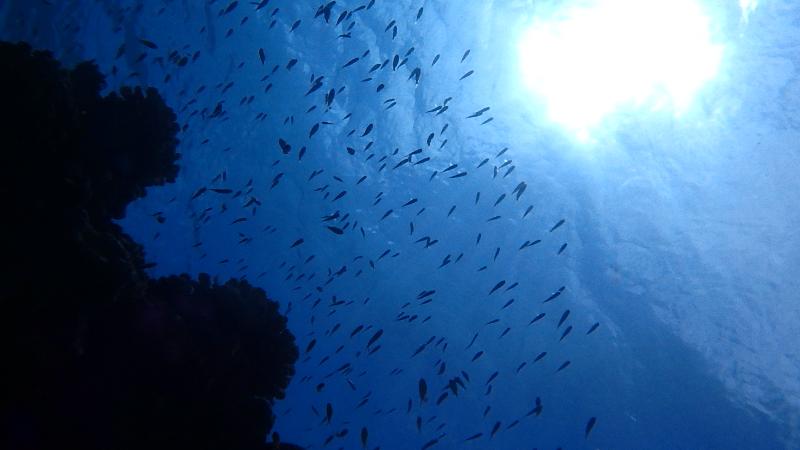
[{"xmin": 0, "ymin": 41, "xmax": 300, "ymax": 450}]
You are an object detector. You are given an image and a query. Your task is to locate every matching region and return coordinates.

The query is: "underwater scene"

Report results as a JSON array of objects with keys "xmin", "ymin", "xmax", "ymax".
[{"xmin": 1, "ymin": 0, "xmax": 798, "ymax": 449}]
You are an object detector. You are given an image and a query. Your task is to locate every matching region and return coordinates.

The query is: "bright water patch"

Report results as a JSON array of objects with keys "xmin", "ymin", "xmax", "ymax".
[{"xmin": 518, "ymin": 0, "xmax": 724, "ymax": 139}]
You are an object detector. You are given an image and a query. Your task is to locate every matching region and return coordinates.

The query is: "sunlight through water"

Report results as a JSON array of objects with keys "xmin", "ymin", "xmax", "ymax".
[{"xmin": 518, "ymin": 0, "xmax": 724, "ymax": 139}]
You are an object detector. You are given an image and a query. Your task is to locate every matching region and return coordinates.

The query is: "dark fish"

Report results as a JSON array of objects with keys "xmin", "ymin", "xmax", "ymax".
[
  {"xmin": 467, "ymin": 107, "xmax": 490, "ymax": 118},
  {"xmin": 367, "ymin": 329, "xmax": 383, "ymax": 348},
  {"xmin": 362, "ymin": 123, "xmax": 373, "ymax": 136},
  {"xmin": 327, "ymin": 226, "xmax": 344, "ymax": 235},
  {"xmin": 558, "ymin": 243, "xmax": 568, "ymax": 254},
  {"xmin": 464, "ymin": 432, "xmax": 483, "ymax": 441},
  {"xmin": 258, "ymin": 48, "xmax": 266, "ymax": 64},
  {"xmin": 459, "ymin": 70, "xmax": 474, "ymax": 80},
  {"xmin": 550, "ymin": 219, "xmax": 566, "ymax": 232},
  {"xmin": 450, "ymin": 171, "xmax": 467, "ymax": 178},
  {"xmin": 489, "ymin": 280, "xmax": 506, "ymax": 295},
  {"xmin": 533, "ymin": 351, "xmax": 547, "ymax": 362},
  {"xmin": 325, "ymin": 402, "xmax": 333, "ymax": 424},
  {"xmin": 309, "ymin": 123, "xmax": 320, "ymax": 137},
  {"xmin": 286, "ymin": 58, "xmax": 298, "ymax": 70},
  {"xmin": 222, "ymin": 1, "xmax": 238, "ymax": 15},
  {"xmin": 528, "ymin": 313, "xmax": 546, "ymax": 326},
  {"xmin": 559, "ymin": 326, "xmax": 573, "ymax": 341},
  {"xmin": 465, "ymin": 332, "xmax": 479, "ymax": 349},
  {"xmin": 491, "ymin": 421, "xmax": 501, "ymax": 438},
  {"xmin": 409, "ymin": 67, "xmax": 421, "ymax": 84},
  {"xmin": 138, "ymin": 38, "xmax": 158, "ymax": 49},
  {"xmin": 585, "ymin": 417, "xmax": 597, "ymax": 438},
  {"xmin": 558, "ymin": 310, "xmax": 571, "ymax": 328},
  {"xmin": 461, "ymin": 49, "xmax": 471, "ymax": 62},
  {"xmin": 421, "ymin": 437, "xmax": 441, "ymax": 450},
  {"xmin": 361, "ymin": 427, "xmax": 368, "ymax": 448},
  {"xmin": 418, "ymin": 378, "xmax": 428, "ymax": 402},
  {"xmin": 305, "ymin": 339, "xmax": 317, "ymax": 353},
  {"xmin": 416, "ymin": 7, "xmax": 424, "ymax": 20},
  {"xmin": 543, "ymin": 286, "xmax": 565, "ymax": 303},
  {"xmin": 278, "ymin": 138, "xmax": 291, "ymax": 154},
  {"xmin": 512, "ymin": 181, "xmax": 527, "ymax": 200},
  {"xmin": 191, "ymin": 187, "xmax": 207, "ymax": 200},
  {"xmin": 523, "ymin": 205, "xmax": 533, "ymax": 218},
  {"xmin": 587, "ymin": 322, "xmax": 600, "ymax": 335},
  {"xmin": 290, "ymin": 19, "xmax": 301, "ymax": 32},
  {"xmin": 471, "ymin": 351, "xmax": 484, "ymax": 362},
  {"xmin": 414, "ymin": 157, "xmax": 431, "ymax": 165},
  {"xmin": 556, "ymin": 360, "xmax": 571, "ymax": 373},
  {"xmin": 290, "ymin": 238, "xmax": 304, "ymax": 248},
  {"xmin": 336, "ymin": 10, "xmax": 348, "ymax": 26},
  {"xmin": 343, "ymin": 57, "xmax": 360, "ymax": 68}
]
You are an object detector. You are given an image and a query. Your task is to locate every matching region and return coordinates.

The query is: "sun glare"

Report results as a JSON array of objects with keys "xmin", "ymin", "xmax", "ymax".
[{"xmin": 518, "ymin": 0, "xmax": 724, "ymax": 138}]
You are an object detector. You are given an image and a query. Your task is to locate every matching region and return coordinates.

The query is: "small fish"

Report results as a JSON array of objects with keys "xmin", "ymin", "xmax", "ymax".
[
  {"xmin": 464, "ymin": 432, "xmax": 483, "ymax": 441},
  {"xmin": 367, "ymin": 329, "xmax": 383, "ymax": 348},
  {"xmin": 290, "ymin": 238, "xmax": 304, "ymax": 248},
  {"xmin": 550, "ymin": 219, "xmax": 566, "ymax": 232},
  {"xmin": 489, "ymin": 280, "xmax": 506, "ymax": 295},
  {"xmin": 587, "ymin": 322, "xmax": 600, "ymax": 335},
  {"xmin": 459, "ymin": 70, "xmax": 474, "ymax": 80},
  {"xmin": 558, "ymin": 310, "xmax": 571, "ymax": 328},
  {"xmin": 533, "ymin": 351, "xmax": 547, "ymax": 363},
  {"xmin": 543, "ymin": 286, "xmax": 565, "ymax": 303},
  {"xmin": 138, "ymin": 38, "xmax": 158, "ymax": 49},
  {"xmin": 419, "ymin": 378, "xmax": 428, "ymax": 402},
  {"xmin": 556, "ymin": 360, "xmax": 571, "ymax": 373},
  {"xmin": 523, "ymin": 205, "xmax": 533, "ymax": 218},
  {"xmin": 343, "ymin": 57, "xmax": 360, "ymax": 68},
  {"xmin": 585, "ymin": 417, "xmax": 597, "ymax": 438},
  {"xmin": 559, "ymin": 326, "xmax": 573, "ymax": 341},
  {"xmin": 491, "ymin": 421, "xmax": 501, "ymax": 438},
  {"xmin": 327, "ymin": 226, "xmax": 344, "ymax": 235},
  {"xmin": 529, "ymin": 313, "xmax": 545, "ymax": 325},
  {"xmin": 467, "ymin": 107, "xmax": 490, "ymax": 118},
  {"xmin": 461, "ymin": 49, "xmax": 471, "ymax": 62}
]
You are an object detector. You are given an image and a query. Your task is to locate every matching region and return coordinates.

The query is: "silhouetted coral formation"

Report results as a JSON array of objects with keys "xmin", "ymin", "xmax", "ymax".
[{"xmin": 0, "ymin": 41, "xmax": 298, "ymax": 450}]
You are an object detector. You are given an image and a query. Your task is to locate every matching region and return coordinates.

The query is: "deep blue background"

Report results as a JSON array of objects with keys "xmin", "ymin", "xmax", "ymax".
[{"xmin": 2, "ymin": 1, "xmax": 798, "ymax": 448}]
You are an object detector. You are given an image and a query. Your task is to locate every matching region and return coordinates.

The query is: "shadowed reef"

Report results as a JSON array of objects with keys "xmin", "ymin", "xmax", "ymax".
[{"xmin": 0, "ymin": 41, "xmax": 301, "ymax": 450}]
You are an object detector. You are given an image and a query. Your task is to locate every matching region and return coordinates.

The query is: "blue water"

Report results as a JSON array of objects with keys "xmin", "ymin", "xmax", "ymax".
[{"xmin": 3, "ymin": 0, "xmax": 798, "ymax": 448}]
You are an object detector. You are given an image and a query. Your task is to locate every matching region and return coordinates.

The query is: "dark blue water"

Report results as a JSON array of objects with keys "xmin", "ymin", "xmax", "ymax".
[{"xmin": 3, "ymin": 0, "xmax": 797, "ymax": 448}]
